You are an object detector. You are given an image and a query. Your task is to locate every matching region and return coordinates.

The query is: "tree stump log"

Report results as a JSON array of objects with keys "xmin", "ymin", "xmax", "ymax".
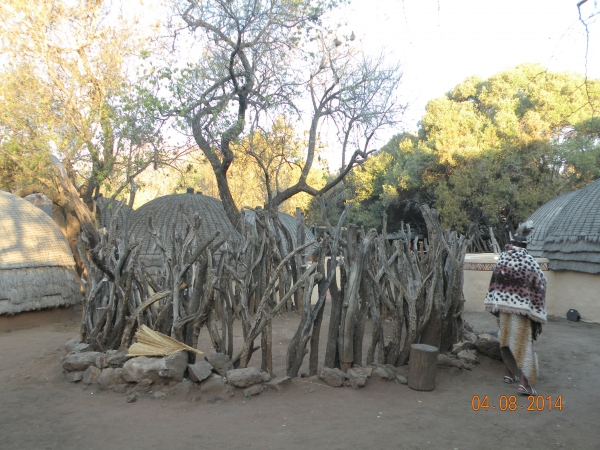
[{"xmin": 407, "ymin": 343, "xmax": 438, "ymax": 391}]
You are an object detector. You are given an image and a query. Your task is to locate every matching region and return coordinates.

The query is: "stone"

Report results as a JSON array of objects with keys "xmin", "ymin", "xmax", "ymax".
[
  {"xmin": 463, "ymin": 321, "xmax": 474, "ymax": 333},
  {"xmin": 396, "ymin": 374, "xmax": 408, "ymax": 385},
  {"xmin": 265, "ymin": 376, "xmax": 292, "ymax": 393},
  {"xmin": 64, "ymin": 336, "xmax": 89, "ymax": 354},
  {"xmin": 464, "ymin": 331, "xmax": 477, "ymax": 344},
  {"xmin": 113, "ymin": 368, "xmax": 126, "ymax": 385},
  {"xmin": 481, "ymin": 330, "xmax": 499, "ymax": 338},
  {"xmin": 126, "ymin": 394, "xmax": 137, "ymax": 403},
  {"xmin": 98, "ymin": 368, "xmax": 116, "ymax": 390},
  {"xmin": 187, "ymin": 361, "xmax": 214, "ymax": 383},
  {"xmin": 70, "ymin": 343, "xmax": 90, "ymax": 354},
  {"xmin": 451, "ymin": 340, "xmax": 476, "ymax": 355},
  {"xmin": 318, "ymin": 368, "xmax": 346, "ymax": 387},
  {"xmin": 244, "ymin": 384, "xmax": 266, "ymax": 397},
  {"xmin": 66, "ymin": 371, "xmax": 84, "ymax": 383},
  {"xmin": 133, "ymin": 378, "xmax": 154, "ymax": 394},
  {"xmin": 261, "ymin": 372, "xmax": 271, "ymax": 382},
  {"xmin": 205, "ymin": 353, "xmax": 233, "ymax": 377},
  {"xmin": 82, "ymin": 365, "xmax": 101, "ymax": 385},
  {"xmin": 347, "ymin": 367, "xmax": 368, "ymax": 389},
  {"xmin": 457, "ymin": 349, "xmax": 479, "ymax": 365},
  {"xmin": 360, "ymin": 366, "xmax": 373, "ymax": 378},
  {"xmin": 177, "ymin": 379, "xmax": 194, "ymax": 395},
  {"xmin": 226, "ymin": 367, "xmax": 264, "ymax": 388},
  {"xmin": 223, "ymin": 385, "xmax": 235, "ymax": 398},
  {"xmin": 122, "ymin": 351, "xmax": 189, "ymax": 384},
  {"xmin": 96, "ymin": 350, "xmax": 130, "ymax": 369},
  {"xmin": 199, "ymin": 374, "xmax": 225, "ymax": 395},
  {"xmin": 62, "ymin": 352, "xmax": 102, "ymax": 372},
  {"xmin": 463, "ymin": 363, "xmax": 474, "ymax": 371},
  {"xmin": 372, "ymin": 365, "xmax": 396, "ymax": 380},
  {"xmin": 113, "ymin": 384, "xmax": 129, "ymax": 394},
  {"xmin": 153, "ymin": 391, "xmax": 167, "ymax": 400},
  {"xmin": 437, "ymin": 354, "xmax": 464, "ymax": 369},
  {"xmin": 475, "ymin": 333, "xmax": 502, "ymax": 360},
  {"xmin": 64, "ymin": 336, "xmax": 80, "ymax": 352}
]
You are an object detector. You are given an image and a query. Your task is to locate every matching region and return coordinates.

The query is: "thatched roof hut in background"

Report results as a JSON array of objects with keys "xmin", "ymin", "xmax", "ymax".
[
  {"xmin": 538, "ymin": 178, "xmax": 600, "ymax": 273},
  {"xmin": 526, "ymin": 190, "xmax": 580, "ymax": 257},
  {"xmin": 95, "ymin": 195, "xmax": 133, "ymax": 232},
  {"xmin": 0, "ymin": 191, "xmax": 80, "ymax": 315},
  {"xmin": 128, "ymin": 190, "xmax": 241, "ymax": 271},
  {"xmin": 242, "ymin": 209, "xmax": 317, "ymax": 255}
]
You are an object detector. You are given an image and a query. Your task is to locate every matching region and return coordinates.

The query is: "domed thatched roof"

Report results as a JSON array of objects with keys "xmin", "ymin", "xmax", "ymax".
[
  {"xmin": 0, "ymin": 191, "xmax": 80, "ymax": 314},
  {"xmin": 525, "ymin": 178, "xmax": 600, "ymax": 273},
  {"xmin": 540, "ymin": 179, "xmax": 600, "ymax": 273},
  {"xmin": 526, "ymin": 190, "xmax": 580, "ymax": 257},
  {"xmin": 129, "ymin": 192, "xmax": 241, "ymax": 269},
  {"xmin": 243, "ymin": 209, "xmax": 317, "ymax": 254},
  {"xmin": 0, "ymin": 191, "xmax": 75, "ymax": 270},
  {"xmin": 95, "ymin": 195, "xmax": 133, "ymax": 232}
]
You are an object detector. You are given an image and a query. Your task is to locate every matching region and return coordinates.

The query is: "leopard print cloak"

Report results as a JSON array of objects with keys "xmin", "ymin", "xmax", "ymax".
[{"xmin": 484, "ymin": 245, "xmax": 547, "ymax": 324}]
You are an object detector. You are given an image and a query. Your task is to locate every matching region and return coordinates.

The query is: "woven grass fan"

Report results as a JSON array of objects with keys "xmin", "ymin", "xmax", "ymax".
[{"xmin": 127, "ymin": 325, "xmax": 203, "ymax": 357}]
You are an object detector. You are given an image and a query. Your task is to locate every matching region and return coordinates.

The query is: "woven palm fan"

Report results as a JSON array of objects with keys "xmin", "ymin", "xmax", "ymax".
[{"xmin": 127, "ymin": 325, "xmax": 203, "ymax": 357}]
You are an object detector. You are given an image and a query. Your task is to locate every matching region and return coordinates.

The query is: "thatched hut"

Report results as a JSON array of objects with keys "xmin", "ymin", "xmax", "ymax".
[
  {"xmin": 242, "ymin": 209, "xmax": 317, "ymax": 255},
  {"xmin": 128, "ymin": 190, "xmax": 242, "ymax": 271},
  {"xmin": 95, "ymin": 195, "xmax": 133, "ymax": 232},
  {"xmin": 539, "ymin": 179, "xmax": 600, "ymax": 273},
  {"xmin": 0, "ymin": 191, "xmax": 80, "ymax": 315},
  {"xmin": 525, "ymin": 190, "xmax": 579, "ymax": 257}
]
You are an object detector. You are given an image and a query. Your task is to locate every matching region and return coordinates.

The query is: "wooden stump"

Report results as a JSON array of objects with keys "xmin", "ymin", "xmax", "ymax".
[{"xmin": 408, "ymin": 343, "xmax": 438, "ymax": 391}]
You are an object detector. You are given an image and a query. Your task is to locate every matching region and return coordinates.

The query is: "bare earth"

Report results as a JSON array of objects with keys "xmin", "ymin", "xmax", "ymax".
[{"xmin": 1, "ymin": 308, "xmax": 599, "ymax": 450}]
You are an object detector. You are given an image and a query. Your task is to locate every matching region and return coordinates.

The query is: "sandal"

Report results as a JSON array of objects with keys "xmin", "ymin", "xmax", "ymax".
[
  {"xmin": 517, "ymin": 384, "xmax": 537, "ymax": 395},
  {"xmin": 503, "ymin": 375, "xmax": 519, "ymax": 384}
]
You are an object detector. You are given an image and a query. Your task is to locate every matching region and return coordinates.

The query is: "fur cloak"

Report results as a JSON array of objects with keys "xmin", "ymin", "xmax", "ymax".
[{"xmin": 484, "ymin": 245, "xmax": 547, "ymax": 324}]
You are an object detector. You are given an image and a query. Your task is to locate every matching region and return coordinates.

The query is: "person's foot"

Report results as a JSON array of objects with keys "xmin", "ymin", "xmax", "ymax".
[
  {"xmin": 517, "ymin": 384, "xmax": 537, "ymax": 395},
  {"xmin": 503, "ymin": 368, "xmax": 519, "ymax": 383}
]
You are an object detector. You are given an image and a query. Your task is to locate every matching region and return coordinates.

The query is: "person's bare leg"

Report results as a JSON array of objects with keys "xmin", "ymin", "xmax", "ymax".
[{"xmin": 501, "ymin": 347, "xmax": 519, "ymax": 381}]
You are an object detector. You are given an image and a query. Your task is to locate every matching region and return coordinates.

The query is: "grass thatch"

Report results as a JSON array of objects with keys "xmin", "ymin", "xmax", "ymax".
[
  {"xmin": 127, "ymin": 325, "xmax": 203, "ymax": 357},
  {"xmin": 0, "ymin": 266, "xmax": 80, "ymax": 315},
  {"xmin": 527, "ymin": 190, "xmax": 579, "ymax": 257},
  {"xmin": 0, "ymin": 191, "xmax": 75, "ymax": 269},
  {"xmin": 128, "ymin": 192, "xmax": 241, "ymax": 270}
]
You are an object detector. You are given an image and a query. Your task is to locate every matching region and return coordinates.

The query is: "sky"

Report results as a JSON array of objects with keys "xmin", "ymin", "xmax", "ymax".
[{"xmin": 331, "ymin": 0, "xmax": 600, "ymax": 132}]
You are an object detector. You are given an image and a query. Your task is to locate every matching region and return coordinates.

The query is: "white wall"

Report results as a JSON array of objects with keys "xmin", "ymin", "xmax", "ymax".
[{"xmin": 462, "ymin": 253, "xmax": 600, "ymax": 324}]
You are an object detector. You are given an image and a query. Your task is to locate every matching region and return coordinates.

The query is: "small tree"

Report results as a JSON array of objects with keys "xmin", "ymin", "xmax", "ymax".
[{"xmin": 158, "ymin": 0, "xmax": 403, "ymax": 227}]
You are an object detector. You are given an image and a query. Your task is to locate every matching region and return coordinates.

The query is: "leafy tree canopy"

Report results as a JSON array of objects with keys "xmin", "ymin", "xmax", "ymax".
[
  {"xmin": 0, "ymin": 0, "xmax": 173, "ymax": 203},
  {"xmin": 335, "ymin": 64, "xmax": 600, "ymax": 237}
]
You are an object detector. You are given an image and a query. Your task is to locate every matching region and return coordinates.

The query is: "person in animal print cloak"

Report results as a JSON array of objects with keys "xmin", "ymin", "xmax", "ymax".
[{"xmin": 484, "ymin": 221, "xmax": 547, "ymax": 396}]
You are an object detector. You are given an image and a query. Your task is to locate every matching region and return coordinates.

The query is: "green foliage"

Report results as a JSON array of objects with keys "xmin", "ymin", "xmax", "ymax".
[
  {"xmin": 0, "ymin": 0, "xmax": 170, "ymax": 200},
  {"xmin": 340, "ymin": 64, "xmax": 600, "ymax": 235}
]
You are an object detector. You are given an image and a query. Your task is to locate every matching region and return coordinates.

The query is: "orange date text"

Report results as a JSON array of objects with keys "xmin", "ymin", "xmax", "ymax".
[{"xmin": 471, "ymin": 395, "xmax": 563, "ymax": 411}]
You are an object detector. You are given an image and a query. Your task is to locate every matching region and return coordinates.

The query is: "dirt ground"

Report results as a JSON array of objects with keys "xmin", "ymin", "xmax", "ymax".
[{"xmin": 1, "ymin": 306, "xmax": 599, "ymax": 450}]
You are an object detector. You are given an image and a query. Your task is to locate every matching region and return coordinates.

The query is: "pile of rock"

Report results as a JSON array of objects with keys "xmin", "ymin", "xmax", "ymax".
[
  {"xmin": 60, "ymin": 337, "xmax": 288, "ymax": 403},
  {"xmin": 317, "ymin": 364, "xmax": 408, "ymax": 389},
  {"xmin": 436, "ymin": 322, "xmax": 503, "ymax": 371}
]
